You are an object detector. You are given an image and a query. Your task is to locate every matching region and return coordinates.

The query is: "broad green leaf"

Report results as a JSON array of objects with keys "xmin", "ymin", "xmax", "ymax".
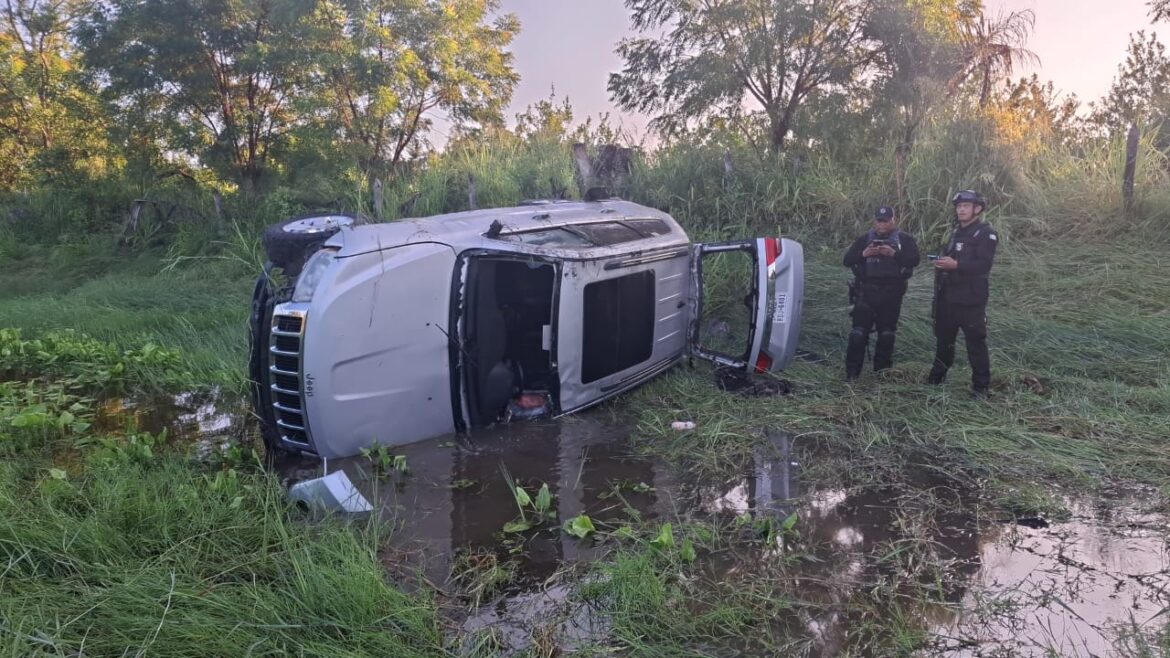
[
  {"xmin": 503, "ymin": 518, "xmax": 533, "ymax": 534},
  {"xmin": 612, "ymin": 526, "xmax": 637, "ymax": 542},
  {"xmin": 535, "ymin": 483, "xmax": 551, "ymax": 514},
  {"xmin": 650, "ymin": 523, "xmax": 674, "ymax": 550},
  {"xmin": 563, "ymin": 514, "xmax": 596, "ymax": 539}
]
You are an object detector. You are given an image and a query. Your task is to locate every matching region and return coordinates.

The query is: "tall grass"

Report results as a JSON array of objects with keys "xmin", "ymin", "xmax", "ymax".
[
  {"xmin": 0, "ymin": 258, "xmax": 252, "ymax": 388},
  {"xmin": 627, "ymin": 239, "xmax": 1170, "ymax": 494},
  {"xmin": 0, "ymin": 459, "xmax": 445, "ymax": 657}
]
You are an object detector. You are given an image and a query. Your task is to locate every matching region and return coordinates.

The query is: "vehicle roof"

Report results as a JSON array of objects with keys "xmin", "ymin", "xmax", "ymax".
[{"xmin": 327, "ymin": 198, "xmax": 690, "ymax": 259}]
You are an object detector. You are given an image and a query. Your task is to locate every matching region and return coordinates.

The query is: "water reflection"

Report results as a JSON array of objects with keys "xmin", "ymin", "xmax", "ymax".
[
  {"xmin": 105, "ymin": 391, "xmax": 1170, "ymax": 656},
  {"xmin": 99, "ymin": 388, "xmax": 238, "ymax": 439},
  {"xmin": 936, "ymin": 494, "xmax": 1170, "ymax": 657},
  {"xmin": 280, "ymin": 416, "xmax": 679, "ymax": 587}
]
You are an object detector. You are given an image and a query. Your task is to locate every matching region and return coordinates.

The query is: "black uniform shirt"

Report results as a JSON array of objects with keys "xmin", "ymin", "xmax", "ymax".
[{"xmin": 940, "ymin": 220, "xmax": 998, "ymax": 306}]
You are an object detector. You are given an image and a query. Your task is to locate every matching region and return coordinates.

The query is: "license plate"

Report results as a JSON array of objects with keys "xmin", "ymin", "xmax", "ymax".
[{"xmin": 773, "ymin": 292, "xmax": 788, "ymax": 323}]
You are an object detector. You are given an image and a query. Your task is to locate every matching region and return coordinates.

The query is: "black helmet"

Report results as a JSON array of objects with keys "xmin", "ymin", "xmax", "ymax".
[{"xmin": 951, "ymin": 189, "xmax": 985, "ymax": 209}]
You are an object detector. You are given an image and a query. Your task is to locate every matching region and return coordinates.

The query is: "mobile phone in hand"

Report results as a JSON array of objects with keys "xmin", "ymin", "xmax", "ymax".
[{"xmin": 928, "ymin": 254, "xmax": 939, "ymax": 261}]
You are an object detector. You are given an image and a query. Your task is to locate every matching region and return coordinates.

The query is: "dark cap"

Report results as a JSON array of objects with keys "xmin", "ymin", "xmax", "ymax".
[{"xmin": 874, "ymin": 205, "xmax": 895, "ymax": 221}]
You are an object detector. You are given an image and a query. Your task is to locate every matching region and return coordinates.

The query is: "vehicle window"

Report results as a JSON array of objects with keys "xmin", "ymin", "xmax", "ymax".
[
  {"xmin": 696, "ymin": 250, "xmax": 755, "ymax": 360},
  {"xmin": 570, "ymin": 222, "xmax": 644, "ymax": 246},
  {"xmin": 623, "ymin": 218, "xmax": 671, "ymax": 237},
  {"xmin": 495, "ymin": 228, "xmax": 594, "ymax": 247},
  {"xmin": 582, "ymin": 271, "xmax": 655, "ymax": 383}
]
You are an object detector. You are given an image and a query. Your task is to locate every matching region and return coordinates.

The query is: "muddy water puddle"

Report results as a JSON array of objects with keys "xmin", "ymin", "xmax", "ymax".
[
  {"xmin": 96, "ymin": 388, "xmax": 248, "ymax": 457},
  {"xmin": 277, "ymin": 416, "xmax": 683, "ymax": 588},
  {"xmin": 933, "ymin": 493, "xmax": 1170, "ymax": 657},
  {"xmin": 104, "ymin": 393, "xmax": 1170, "ymax": 656}
]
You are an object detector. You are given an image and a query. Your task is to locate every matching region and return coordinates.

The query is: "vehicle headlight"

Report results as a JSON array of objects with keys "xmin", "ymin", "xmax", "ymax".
[{"xmin": 292, "ymin": 249, "xmax": 336, "ymax": 303}]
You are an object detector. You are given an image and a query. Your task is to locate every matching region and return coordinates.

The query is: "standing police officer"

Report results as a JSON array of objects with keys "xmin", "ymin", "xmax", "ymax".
[
  {"xmin": 929, "ymin": 190, "xmax": 998, "ymax": 396},
  {"xmin": 843, "ymin": 205, "xmax": 920, "ymax": 380}
]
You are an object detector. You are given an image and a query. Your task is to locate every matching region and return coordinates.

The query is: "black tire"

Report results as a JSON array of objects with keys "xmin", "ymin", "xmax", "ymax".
[
  {"xmin": 247, "ymin": 271, "xmax": 293, "ymax": 457},
  {"xmin": 261, "ymin": 213, "xmax": 356, "ymax": 277}
]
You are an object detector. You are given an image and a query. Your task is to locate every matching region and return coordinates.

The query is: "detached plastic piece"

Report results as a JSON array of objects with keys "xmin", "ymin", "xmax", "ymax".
[
  {"xmin": 288, "ymin": 470, "xmax": 372, "ymax": 514},
  {"xmin": 671, "ymin": 421, "xmax": 696, "ymax": 431}
]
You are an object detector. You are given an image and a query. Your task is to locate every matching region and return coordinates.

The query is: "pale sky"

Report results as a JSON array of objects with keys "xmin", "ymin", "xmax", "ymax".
[{"xmin": 495, "ymin": 0, "xmax": 1158, "ymax": 139}]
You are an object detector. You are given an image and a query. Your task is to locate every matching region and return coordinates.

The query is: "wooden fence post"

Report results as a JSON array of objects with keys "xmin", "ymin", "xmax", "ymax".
[
  {"xmin": 1123, "ymin": 123, "xmax": 1140, "ymax": 214},
  {"xmin": 572, "ymin": 143, "xmax": 594, "ymax": 195},
  {"xmin": 372, "ymin": 179, "xmax": 384, "ymax": 220}
]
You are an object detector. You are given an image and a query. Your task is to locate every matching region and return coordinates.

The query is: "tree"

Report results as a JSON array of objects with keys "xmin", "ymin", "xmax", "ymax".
[
  {"xmin": 1151, "ymin": 0, "xmax": 1170, "ymax": 23},
  {"xmin": 955, "ymin": 8, "xmax": 1038, "ymax": 107},
  {"xmin": 991, "ymin": 74, "xmax": 1082, "ymax": 149},
  {"xmin": 608, "ymin": 0, "xmax": 876, "ymax": 150},
  {"xmin": 79, "ymin": 0, "xmax": 319, "ymax": 189},
  {"xmin": 866, "ymin": 0, "xmax": 970, "ymax": 210},
  {"xmin": 1091, "ymin": 31, "xmax": 1170, "ymax": 140},
  {"xmin": 310, "ymin": 0, "xmax": 518, "ymax": 183},
  {"xmin": 0, "ymin": 0, "xmax": 109, "ymax": 188}
]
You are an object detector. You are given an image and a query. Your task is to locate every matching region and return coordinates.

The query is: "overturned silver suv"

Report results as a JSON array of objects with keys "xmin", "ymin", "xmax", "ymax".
[{"xmin": 249, "ymin": 199, "xmax": 804, "ymax": 459}]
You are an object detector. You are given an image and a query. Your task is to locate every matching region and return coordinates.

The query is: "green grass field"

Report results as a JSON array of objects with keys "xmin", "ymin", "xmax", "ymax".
[{"xmin": 0, "ymin": 237, "xmax": 1167, "ymax": 656}]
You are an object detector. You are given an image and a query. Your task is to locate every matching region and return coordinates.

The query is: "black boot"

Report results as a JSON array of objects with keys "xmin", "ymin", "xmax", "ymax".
[
  {"xmin": 873, "ymin": 330, "xmax": 896, "ymax": 372},
  {"xmin": 845, "ymin": 327, "xmax": 868, "ymax": 382}
]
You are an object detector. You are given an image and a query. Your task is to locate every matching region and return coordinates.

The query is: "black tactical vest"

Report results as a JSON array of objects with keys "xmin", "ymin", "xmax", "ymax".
[{"xmin": 863, "ymin": 228, "xmax": 903, "ymax": 280}]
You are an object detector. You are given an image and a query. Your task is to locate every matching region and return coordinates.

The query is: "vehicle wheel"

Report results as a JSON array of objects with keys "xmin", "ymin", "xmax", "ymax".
[
  {"xmin": 247, "ymin": 271, "xmax": 293, "ymax": 457},
  {"xmin": 261, "ymin": 213, "xmax": 356, "ymax": 277}
]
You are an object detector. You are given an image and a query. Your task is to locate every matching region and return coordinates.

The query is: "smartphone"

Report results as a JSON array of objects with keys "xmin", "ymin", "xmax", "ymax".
[{"xmin": 928, "ymin": 254, "xmax": 939, "ymax": 261}]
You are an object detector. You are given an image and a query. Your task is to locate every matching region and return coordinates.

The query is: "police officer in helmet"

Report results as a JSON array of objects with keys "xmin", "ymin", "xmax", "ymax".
[
  {"xmin": 842, "ymin": 205, "xmax": 921, "ymax": 380},
  {"xmin": 929, "ymin": 190, "xmax": 998, "ymax": 395}
]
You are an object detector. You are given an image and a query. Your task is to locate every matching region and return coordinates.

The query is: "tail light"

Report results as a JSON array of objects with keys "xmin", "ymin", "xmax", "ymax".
[
  {"xmin": 755, "ymin": 352, "xmax": 774, "ymax": 374},
  {"xmin": 764, "ymin": 238, "xmax": 781, "ymax": 265}
]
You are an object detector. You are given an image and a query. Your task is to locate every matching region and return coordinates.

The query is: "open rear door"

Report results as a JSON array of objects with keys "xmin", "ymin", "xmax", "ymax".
[{"xmin": 689, "ymin": 237, "xmax": 804, "ymax": 373}]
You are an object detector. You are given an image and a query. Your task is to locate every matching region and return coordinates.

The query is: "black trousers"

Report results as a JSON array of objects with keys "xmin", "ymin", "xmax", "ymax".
[
  {"xmin": 930, "ymin": 301, "xmax": 991, "ymax": 390},
  {"xmin": 845, "ymin": 282, "xmax": 906, "ymax": 376}
]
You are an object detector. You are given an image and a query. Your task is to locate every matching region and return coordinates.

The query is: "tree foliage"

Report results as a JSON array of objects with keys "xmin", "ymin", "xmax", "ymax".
[
  {"xmin": 310, "ymin": 0, "xmax": 518, "ymax": 182},
  {"xmin": 867, "ymin": 0, "xmax": 968, "ymax": 148},
  {"xmin": 1091, "ymin": 31, "xmax": 1170, "ymax": 141},
  {"xmin": 78, "ymin": 0, "xmax": 518, "ymax": 189},
  {"xmin": 955, "ymin": 8, "xmax": 1037, "ymax": 107},
  {"xmin": 1152, "ymin": 0, "xmax": 1170, "ymax": 23},
  {"xmin": 609, "ymin": 0, "xmax": 876, "ymax": 150},
  {"xmin": 79, "ymin": 0, "xmax": 320, "ymax": 189},
  {"xmin": 0, "ymin": 0, "xmax": 110, "ymax": 189}
]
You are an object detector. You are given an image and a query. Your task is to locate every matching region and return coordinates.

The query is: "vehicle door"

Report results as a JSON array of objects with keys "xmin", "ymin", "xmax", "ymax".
[{"xmin": 688, "ymin": 237, "xmax": 804, "ymax": 372}]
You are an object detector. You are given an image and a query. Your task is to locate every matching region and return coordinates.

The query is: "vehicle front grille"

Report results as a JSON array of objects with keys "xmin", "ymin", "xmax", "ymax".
[{"xmin": 269, "ymin": 313, "xmax": 311, "ymax": 448}]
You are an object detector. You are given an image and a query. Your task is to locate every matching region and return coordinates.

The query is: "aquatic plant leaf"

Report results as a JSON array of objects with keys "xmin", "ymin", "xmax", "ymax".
[
  {"xmin": 564, "ymin": 514, "xmax": 596, "ymax": 539},
  {"xmin": 503, "ymin": 518, "xmax": 533, "ymax": 534},
  {"xmin": 612, "ymin": 526, "xmax": 637, "ymax": 542},
  {"xmin": 392, "ymin": 455, "xmax": 409, "ymax": 473},
  {"xmin": 535, "ymin": 483, "xmax": 552, "ymax": 514},
  {"xmin": 513, "ymin": 485, "xmax": 532, "ymax": 508},
  {"xmin": 650, "ymin": 523, "xmax": 674, "ymax": 550}
]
